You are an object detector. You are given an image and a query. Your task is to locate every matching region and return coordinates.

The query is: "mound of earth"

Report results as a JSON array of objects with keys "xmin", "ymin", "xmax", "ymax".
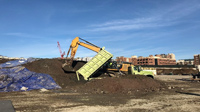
[
  {"xmin": 74, "ymin": 75, "xmax": 164, "ymax": 94},
  {"xmin": 23, "ymin": 59, "xmax": 84, "ymax": 88},
  {"xmin": 24, "ymin": 59, "xmax": 165, "ymax": 94},
  {"xmin": 0, "ymin": 59, "xmax": 16, "ymax": 64},
  {"xmin": 23, "ymin": 58, "xmax": 164, "ymax": 94}
]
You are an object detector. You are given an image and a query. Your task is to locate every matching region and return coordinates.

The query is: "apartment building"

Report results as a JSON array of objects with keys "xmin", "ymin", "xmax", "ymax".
[
  {"xmin": 177, "ymin": 59, "xmax": 194, "ymax": 65},
  {"xmin": 137, "ymin": 57, "xmax": 155, "ymax": 65},
  {"xmin": 116, "ymin": 53, "xmax": 176, "ymax": 66}
]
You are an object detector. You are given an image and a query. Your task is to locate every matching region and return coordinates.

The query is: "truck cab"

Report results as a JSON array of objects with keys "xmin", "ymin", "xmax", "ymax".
[{"xmin": 128, "ymin": 65, "xmax": 154, "ymax": 78}]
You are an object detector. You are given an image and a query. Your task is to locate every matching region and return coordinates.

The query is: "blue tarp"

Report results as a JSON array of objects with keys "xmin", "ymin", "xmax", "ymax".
[{"xmin": 0, "ymin": 59, "xmax": 61, "ymax": 92}]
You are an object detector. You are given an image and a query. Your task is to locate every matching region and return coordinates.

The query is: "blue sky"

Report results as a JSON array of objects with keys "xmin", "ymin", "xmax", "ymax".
[{"xmin": 0, "ymin": 0, "xmax": 200, "ymax": 60}]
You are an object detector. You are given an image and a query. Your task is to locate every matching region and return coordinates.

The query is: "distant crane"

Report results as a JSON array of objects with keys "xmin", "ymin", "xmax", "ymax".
[{"xmin": 57, "ymin": 41, "xmax": 65, "ymax": 59}]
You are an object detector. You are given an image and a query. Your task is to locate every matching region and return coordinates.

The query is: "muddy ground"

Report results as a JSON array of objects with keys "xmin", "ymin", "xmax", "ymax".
[{"xmin": 0, "ymin": 59, "xmax": 200, "ymax": 112}]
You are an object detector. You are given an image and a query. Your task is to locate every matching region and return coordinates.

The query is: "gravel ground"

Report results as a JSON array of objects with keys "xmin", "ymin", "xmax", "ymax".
[{"xmin": 0, "ymin": 75, "xmax": 200, "ymax": 112}]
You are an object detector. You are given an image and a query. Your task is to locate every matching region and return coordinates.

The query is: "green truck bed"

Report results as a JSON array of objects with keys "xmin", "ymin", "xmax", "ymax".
[{"xmin": 76, "ymin": 47, "xmax": 113, "ymax": 80}]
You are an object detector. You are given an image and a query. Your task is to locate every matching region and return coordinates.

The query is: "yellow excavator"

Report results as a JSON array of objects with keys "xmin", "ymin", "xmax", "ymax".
[
  {"xmin": 62, "ymin": 37, "xmax": 123, "ymax": 77},
  {"xmin": 62, "ymin": 37, "xmax": 102, "ymax": 72}
]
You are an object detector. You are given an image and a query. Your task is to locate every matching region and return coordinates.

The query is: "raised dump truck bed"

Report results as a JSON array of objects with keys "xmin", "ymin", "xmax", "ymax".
[{"xmin": 76, "ymin": 47, "xmax": 113, "ymax": 80}]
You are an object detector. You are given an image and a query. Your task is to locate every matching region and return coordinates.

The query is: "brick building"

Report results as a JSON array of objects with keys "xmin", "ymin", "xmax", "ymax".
[
  {"xmin": 116, "ymin": 53, "xmax": 176, "ymax": 66},
  {"xmin": 194, "ymin": 54, "xmax": 200, "ymax": 65},
  {"xmin": 116, "ymin": 56, "xmax": 138, "ymax": 65},
  {"xmin": 137, "ymin": 57, "xmax": 155, "ymax": 65},
  {"xmin": 177, "ymin": 59, "xmax": 194, "ymax": 65},
  {"xmin": 155, "ymin": 58, "xmax": 176, "ymax": 65}
]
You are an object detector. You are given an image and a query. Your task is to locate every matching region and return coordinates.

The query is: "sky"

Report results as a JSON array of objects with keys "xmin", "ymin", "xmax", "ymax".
[{"xmin": 0, "ymin": 0, "xmax": 200, "ymax": 60}]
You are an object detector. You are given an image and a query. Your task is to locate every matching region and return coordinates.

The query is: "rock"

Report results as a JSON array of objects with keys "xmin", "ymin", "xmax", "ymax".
[
  {"xmin": 40, "ymin": 88, "xmax": 49, "ymax": 92},
  {"xmin": 21, "ymin": 86, "xmax": 28, "ymax": 91}
]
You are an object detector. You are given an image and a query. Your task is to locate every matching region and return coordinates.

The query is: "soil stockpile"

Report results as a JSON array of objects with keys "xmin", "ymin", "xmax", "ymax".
[
  {"xmin": 74, "ymin": 75, "xmax": 163, "ymax": 94},
  {"xmin": 0, "ymin": 59, "xmax": 15, "ymax": 64},
  {"xmin": 23, "ymin": 58, "xmax": 164, "ymax": 94},
  {"xmin": 24, "ymin": 59, "xmax": 83, "ymax": 88}
]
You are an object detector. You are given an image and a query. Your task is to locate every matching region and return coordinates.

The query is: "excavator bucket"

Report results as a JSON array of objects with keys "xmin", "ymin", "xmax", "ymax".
[
  {"xmin": 62, "ymin": 60, "xmax": 87, "ymax": 72},
  {"xmin": 62, "ymin": 63, "xmax": 75, "ymax": 72}
]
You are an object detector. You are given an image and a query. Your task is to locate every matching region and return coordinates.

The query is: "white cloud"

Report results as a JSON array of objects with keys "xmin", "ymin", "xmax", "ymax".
[
  {"xmin": 89, "ymin": 17, "xmax": 163, "ymax": 31},
  {"xmin": 88, "ymin": 1, "xmax": 200, "ymax": 32}
]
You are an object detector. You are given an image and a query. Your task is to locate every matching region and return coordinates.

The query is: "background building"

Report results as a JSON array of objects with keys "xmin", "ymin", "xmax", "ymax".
[
  {"xmin": 177, "ymin": 59, "xmax": 194, "ymax": 65},
  {"xmin": 116, "ymin": 53, "xmax": 176, "ymax": 66},
  {"xmin": 137, "ymin": 57, "xmax": 155, "ymax": 65},
  {"xmin": 194, "ymin": 54, "xmax": 200, "ymax": 65}
]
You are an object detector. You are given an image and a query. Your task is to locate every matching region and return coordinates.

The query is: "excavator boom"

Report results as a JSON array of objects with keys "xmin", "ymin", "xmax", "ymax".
[{"xmin": 62, "ymin": 37, "xmax": 101, "ymax": 72}]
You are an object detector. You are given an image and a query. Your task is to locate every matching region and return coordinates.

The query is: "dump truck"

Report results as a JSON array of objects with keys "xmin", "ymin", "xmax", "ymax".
[
  {"xmin": 76, "ymin": 47, "xmax": 113, "ymax": 80},
  {"xmin": 113, "ymin": 61, "xmax": 154, "ymax": 78},
  {"xmin": 128, "ymin": 65, "xmax": 154, "ymax": 78}
]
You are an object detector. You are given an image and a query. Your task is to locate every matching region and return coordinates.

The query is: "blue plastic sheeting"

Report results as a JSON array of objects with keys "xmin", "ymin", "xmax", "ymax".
[
  {"xmin": 0, "ymin": 66, "xmax": 61, "ymax": 92},
  {"xmin": 0, "ymin": 58, "xmax": 36, "ymax": 68}
]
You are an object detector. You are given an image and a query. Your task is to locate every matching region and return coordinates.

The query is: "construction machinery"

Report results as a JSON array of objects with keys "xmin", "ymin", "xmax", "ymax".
[
  {"xmin": 128, "ymin": 65, "xmax": 154, "ymax": 78},
  {"xmin": 117, "ymin": 62, "xmax": 132, "ymax": 74},
  {"xmin": 76, "ymin": 47, "xmax": 113, "ymax": 80},
  {"xmin": 57, "ymin": 41, "xmax": 65, "ymax": 59},
  {"xmin": 62, "ymin": 37, "xmax": 154, "ymax": 80},
  {"xmin": 62, "ymin": 37, "xmax": 102, "ymax": 72},
  {"xmin": 113, "ymin": 62, "xmax": 154, "ymax": 78},
  {"xmin": 62, "ymin": 37, "xmax": 115, "ymax": 80}
]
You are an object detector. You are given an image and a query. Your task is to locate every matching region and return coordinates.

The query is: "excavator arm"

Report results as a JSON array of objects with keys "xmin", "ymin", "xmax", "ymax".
[{"xmin": 62, "ymin": 37, "xmax": 101, "ymax": 72}]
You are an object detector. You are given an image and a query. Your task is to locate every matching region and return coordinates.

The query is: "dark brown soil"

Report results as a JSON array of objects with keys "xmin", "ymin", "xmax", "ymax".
[
  {"xmin": 24, "ymin": 59, "xmax": 84, "ymax": 88},
  {"xmin": 23, "ymin": 58, "xmax": 165, "ymax": 94},
  {"xmin": 75, "ymin": 75, "xmax": 163, "ymax": 94},
  {"xmin": 0, "ymin": 59, "xmax": 16, "ymax": 64}
]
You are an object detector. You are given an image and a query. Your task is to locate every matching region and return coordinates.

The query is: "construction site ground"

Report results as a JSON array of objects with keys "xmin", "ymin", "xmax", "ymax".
[{"xmin": 0, "ymin": 59, "xmax": 200, "ymax": 112}]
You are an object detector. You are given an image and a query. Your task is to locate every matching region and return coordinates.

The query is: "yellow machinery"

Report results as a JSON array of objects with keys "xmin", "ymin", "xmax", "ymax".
[
  {"xmin": 62, "ymin": 37, "xmax": 154, "ymax": 79},
  {"xmin": 62, "ymin": 37, "xmax": 102, "ymax": 72},
  {"xmin": 118, "ymin": 63, "xmax": 132, "ymax": 74},
  {"xmin": 116, "ymin": 62, "xmax": 154, "ymax": 78},
  {"xmin": 62, "ymin": 37, "xmax": 122, "ymax": 78}
]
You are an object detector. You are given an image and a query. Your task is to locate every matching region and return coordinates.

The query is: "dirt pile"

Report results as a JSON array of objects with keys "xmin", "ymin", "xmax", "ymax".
[
  {"xmin": 24, "ymin": 59, "xmax": 83, "ymax": 88},
  {"xmin": 23, "ymin": 59, "xmax": 164, "ymax": 94},
  {"xmin": 76, "ymin": 75, "xmax": 163, "ymax": 94},
  {"xmin": 0, "ymin": 59, "xmax": 15, "ymax": 64}
]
